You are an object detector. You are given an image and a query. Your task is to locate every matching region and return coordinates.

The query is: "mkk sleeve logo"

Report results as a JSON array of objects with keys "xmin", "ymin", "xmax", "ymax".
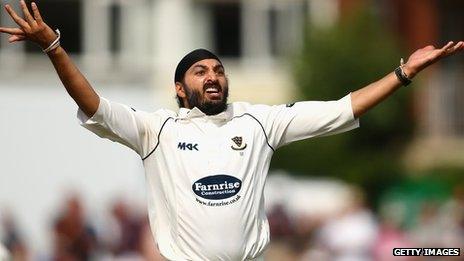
[{"xmin": 178, "ymin": 142, "xmax": 199, "ymax": 151}]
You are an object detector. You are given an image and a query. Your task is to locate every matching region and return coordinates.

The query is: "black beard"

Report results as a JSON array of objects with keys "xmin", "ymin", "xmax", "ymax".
[{"xmin": 184, "ymin": 83, "xmax": 229, "ymax": 116}]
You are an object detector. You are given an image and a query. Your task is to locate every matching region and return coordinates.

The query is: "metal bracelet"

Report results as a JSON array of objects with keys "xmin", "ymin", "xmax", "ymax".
[{"xmin": 43, "ymin": 29, "xmax": 61, "ymax": 53}]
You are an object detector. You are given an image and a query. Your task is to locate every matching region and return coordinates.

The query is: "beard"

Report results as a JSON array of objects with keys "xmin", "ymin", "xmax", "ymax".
[{"xmin": 183, "ymin": 81, "xmax": 229, "ymax": 116}]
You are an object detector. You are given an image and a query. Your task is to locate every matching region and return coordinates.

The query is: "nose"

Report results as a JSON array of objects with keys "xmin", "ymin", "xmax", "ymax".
[{"xmin": 205, "ymin": 70, "xmax": 218, "ymax": 83}]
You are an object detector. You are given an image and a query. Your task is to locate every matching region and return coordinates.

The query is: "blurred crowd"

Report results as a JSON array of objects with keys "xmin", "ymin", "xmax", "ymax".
[
  {"xmin": 265, "ymin": 185, "xmax": 464, "ymax": 261},
  {"xmin": 1, "ymin": 185, "xmax": 464, "ymax": 261},
  {"xmin": 1, "ymin": 196, "xmax": 163, "ymax": 261}
]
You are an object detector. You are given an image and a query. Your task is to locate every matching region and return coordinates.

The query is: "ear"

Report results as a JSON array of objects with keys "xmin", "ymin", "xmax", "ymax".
[{"xmin": 175, "ymin": 82, "xmax": 187, "ymax": 99}]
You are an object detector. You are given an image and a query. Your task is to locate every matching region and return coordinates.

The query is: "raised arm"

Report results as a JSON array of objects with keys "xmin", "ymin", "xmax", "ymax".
[
  {"xmin": 350, "ymin": 41, "xmax": 464, "ymax": 118},
  {"xmin": 0, "ymin": 1, "xmax": 99, "ymax": 117}
]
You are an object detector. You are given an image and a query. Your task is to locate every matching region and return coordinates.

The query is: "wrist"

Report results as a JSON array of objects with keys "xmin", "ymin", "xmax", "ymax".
[
  {"xmin": 42, "ymin": 29, "xmax": 61, "ymax": 54},
  {"xmin": 39, "ymin": 29, "xmax": 60, "ymax": 49},
  {"xmin": 399, "ymin": 58, "xmax": 417, "ymax": 79},
  {"xmin": 395, "ymin": 58, "xmax": 413, "ymax": 86},
  {"xmin": 402, "ymin": 64, "xmax": 417, "ymax": 79},
  {"xmin": 46, "ymin": 45, "xmax": 63, "ymax": 56}
]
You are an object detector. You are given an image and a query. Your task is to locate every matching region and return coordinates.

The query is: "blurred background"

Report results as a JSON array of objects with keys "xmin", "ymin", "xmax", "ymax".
[{"xmin": 1, "ymin": 0, "xmax": 464, "ymax": 260}]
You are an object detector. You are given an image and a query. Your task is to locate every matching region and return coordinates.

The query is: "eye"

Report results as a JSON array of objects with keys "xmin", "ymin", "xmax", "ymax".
[
  {"xmin": 195, "ymin": 70, "xmax": 205, "ymax": 76},
  {"xmin": 216, "ymin": 69, "xmax": 225, "ymax": 76}
]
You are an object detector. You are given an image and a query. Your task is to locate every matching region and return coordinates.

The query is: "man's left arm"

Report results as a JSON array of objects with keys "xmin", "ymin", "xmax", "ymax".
[{"xmin": 351, "ymin": 41, "xmax": 463, "ymax": 118}]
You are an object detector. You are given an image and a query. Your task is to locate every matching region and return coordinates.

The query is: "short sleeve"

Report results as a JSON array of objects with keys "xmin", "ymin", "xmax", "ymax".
[
  {"xmin": 77, "ymin": 97, "xmax": 169, "ymax": 157},
  {"xmin": 253, "ymin": 93, "xmax": 359, "ymax": 149}
]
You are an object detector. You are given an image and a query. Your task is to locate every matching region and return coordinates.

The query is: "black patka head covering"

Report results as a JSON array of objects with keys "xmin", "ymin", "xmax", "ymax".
[{"xmin": 174, "ymin": 49, "xmax": 222, "ymax": 83}]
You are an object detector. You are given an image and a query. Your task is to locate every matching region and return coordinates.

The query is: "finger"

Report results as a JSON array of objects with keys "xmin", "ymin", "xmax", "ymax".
[
  {"xmin": 0, "ymin": 27, "xmax": 25, "ymax": 35},
  {"xmin": 441, "ymin": 42, "xmax": 462, "ymax": 57},
  {"xmin": 456, "ymin": 41, "xmax": 464, "ymax": 51},
  {"xmin": 8, "ymin": 34, "xmax": 26, "ymax": 43},
  {"xmin": 20, "ymin": 0, "xmax": 35, "ymax": 25},
  {"xmin": 31, "ymin": 2, "xmax": 43, "ymax": 24},
  {"xmin": 449, "ymin": 41, "xmax": 464, "ymax": 54},
  {"xmin": 459, "ymin": 41, "xmax": 464, "ymax": 51},
  {"xmin": 4, "ymin": 4, "xmax": 30, "ymax": 29},
  {"xmin": 440, "ymin": 41, "xmax": 454, "ymax": 52},
  {"xmin": 452, "ymin": 42, "xmax": 463, "ymax": 50}
]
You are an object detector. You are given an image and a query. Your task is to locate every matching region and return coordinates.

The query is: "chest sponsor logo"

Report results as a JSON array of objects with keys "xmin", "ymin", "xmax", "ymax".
[
  {"xmin": 231, "ymin": 136, "xmax": 247, "ymax": 150},
  {"xmin": 193, "ymin": 175, "xmax": 241, "ymax": 200},
  {"xmin": 192, "ymin": 175, "xmax": 242, "ymax": 206},
  {"xmin": 178, "ymin": 142, "xmax": 199, "ymax": 151}
]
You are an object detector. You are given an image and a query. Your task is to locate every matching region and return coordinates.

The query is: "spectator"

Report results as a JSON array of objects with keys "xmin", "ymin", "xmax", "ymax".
[
  {"xmin": 373, "ymin": 202, "xmax": 413, "ymax": 261},
  {"xmin": 316, "ymin": 186, "xmax": 378, "ymax": 261},
  {"xmin": 436, "ymin": 184, "xmax": 464, "ymax": 248},
  {"xmin": 52, "ymin": 196, "xmax": 97, "ymax": 261},
  {"xmin": 109, "ymin": 200, "xmax": 144, "ymax": 257},
  {"xmin": 409, "ymin": 201, "xmax": 442, "ymax": 248},
  {"xmin": 1, "ymin": 211, "xmax": 28, "ymax": 261}
]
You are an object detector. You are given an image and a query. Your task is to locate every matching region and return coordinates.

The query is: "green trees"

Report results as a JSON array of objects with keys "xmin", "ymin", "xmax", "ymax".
[{"xmin": 271, "ymin": 10, "xmax": 413, "ymax": 201}]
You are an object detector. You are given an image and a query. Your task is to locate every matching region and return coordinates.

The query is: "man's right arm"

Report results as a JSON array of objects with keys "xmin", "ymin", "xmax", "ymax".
[
  {"xmin": 1, "ymin": 1, "xmax": 173, "ymax": 158},
  {"xmin": 46, "ymin": 46, "xmax": 100, "ymax": 117},
  {"xmin": 0, "ymin": 1, "xmax": 99, "ymax": 117}
]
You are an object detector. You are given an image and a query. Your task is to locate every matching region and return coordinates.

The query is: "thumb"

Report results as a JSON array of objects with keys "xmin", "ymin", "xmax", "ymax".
[{"xmin": 8, "ymin": 34, "xmax": 26, "ymax": 43}]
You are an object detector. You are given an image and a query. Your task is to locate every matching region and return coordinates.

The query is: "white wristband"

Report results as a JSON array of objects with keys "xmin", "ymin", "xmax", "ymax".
[{"xmin": 43, "ymin": 29, "xmax": 61, "ymax": 53}]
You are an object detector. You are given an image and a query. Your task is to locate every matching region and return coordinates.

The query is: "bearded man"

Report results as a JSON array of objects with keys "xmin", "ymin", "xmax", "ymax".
[{"xmin": 1, "ymin": 1, "xmax": 463, "ymax": 260}]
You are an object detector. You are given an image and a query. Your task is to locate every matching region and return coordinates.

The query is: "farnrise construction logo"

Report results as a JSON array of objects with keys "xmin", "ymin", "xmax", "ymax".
[{"xmin": 192, "ymin": 175, "xmax": 242, "ymax": 206}]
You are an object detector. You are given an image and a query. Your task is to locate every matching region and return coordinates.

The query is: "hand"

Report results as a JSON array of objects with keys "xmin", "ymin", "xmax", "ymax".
[
  {"xmin": 0, "ymin": 1, "xmax": 57, "ymax": 50},
  {"xmin": 403, "ymin": 41, "xmax": 464, "ymax": 78}
]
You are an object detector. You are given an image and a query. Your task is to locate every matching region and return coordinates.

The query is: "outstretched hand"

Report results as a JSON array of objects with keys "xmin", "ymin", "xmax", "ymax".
[
  {"xmin": 404, "ymin": 41, "xmax": 464, "ymax": 78},
  {"xmin": 0, "ymin": 0, "xmax": 57, "ymax": 50}
]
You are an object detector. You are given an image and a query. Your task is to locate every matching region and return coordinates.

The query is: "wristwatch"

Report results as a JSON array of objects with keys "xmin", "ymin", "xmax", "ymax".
[{"xmin": 395, "ymin": 58, "xmax": 412, "ymax": 86}]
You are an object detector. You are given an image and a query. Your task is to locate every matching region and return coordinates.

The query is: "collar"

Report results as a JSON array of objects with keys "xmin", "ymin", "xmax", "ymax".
[{"xmin": 177, "ymin": 105, "xmax": 233, "ymax": 121}]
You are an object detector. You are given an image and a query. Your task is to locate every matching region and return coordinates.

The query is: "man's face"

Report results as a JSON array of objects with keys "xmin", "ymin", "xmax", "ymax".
[{"xmin": 177, "ymin": 59, "xmax": 229, "ymax": 115}]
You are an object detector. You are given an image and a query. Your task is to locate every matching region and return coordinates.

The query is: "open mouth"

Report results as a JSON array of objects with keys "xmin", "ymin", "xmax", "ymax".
[
  {"xmin": 204, "ymin": 84, "xmax": 222, "ymax": 99},
  {"xmin": 205, "ymin": 87, "xmax": 220, "ymax": 94}
]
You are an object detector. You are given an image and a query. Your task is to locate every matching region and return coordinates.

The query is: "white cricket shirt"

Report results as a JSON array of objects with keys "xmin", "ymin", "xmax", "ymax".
[{"xmin": 78, "ymin": 94, "xmax": 359, "ymax": 261}]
